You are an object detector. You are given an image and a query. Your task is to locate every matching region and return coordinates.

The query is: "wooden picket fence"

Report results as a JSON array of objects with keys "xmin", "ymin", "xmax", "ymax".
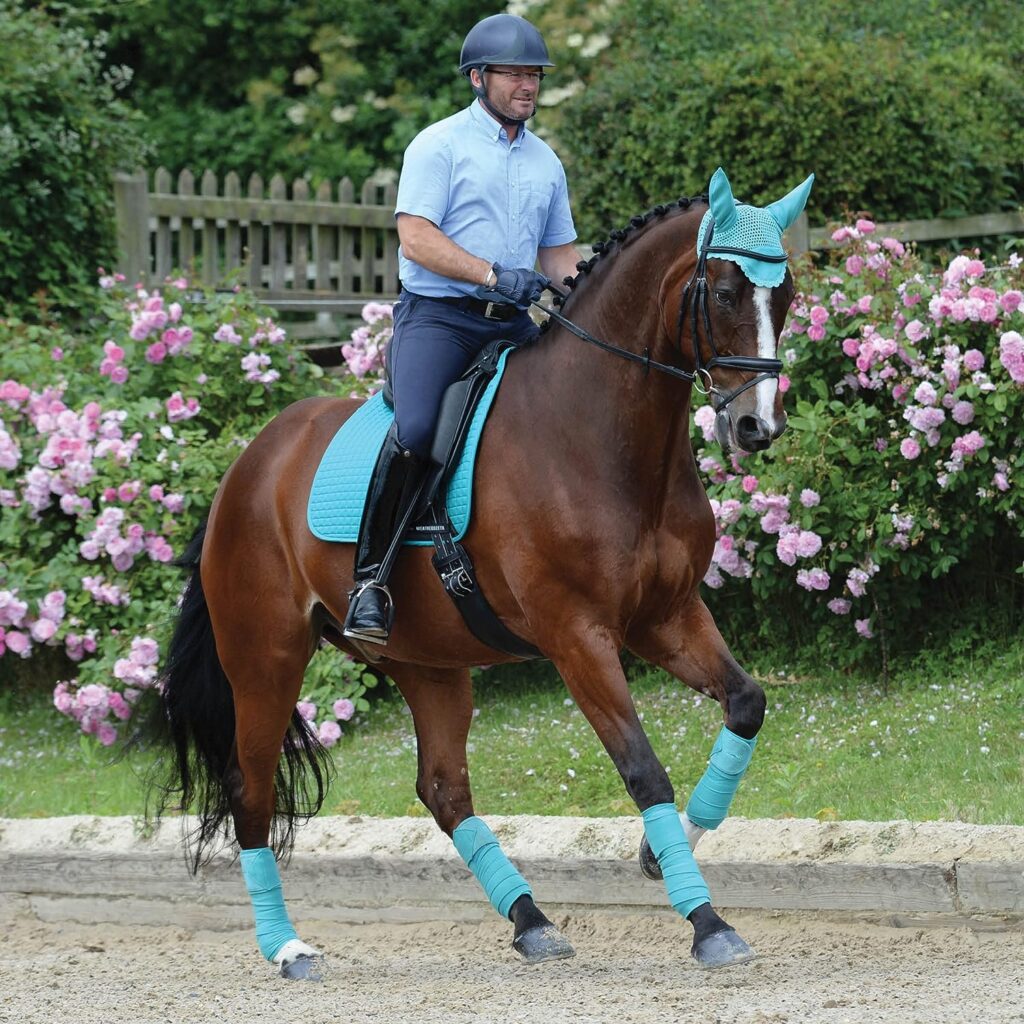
[
  {"xmin": 114, "ymin": 169, "xmax": 400, "ymax": 314},
  {"xmin": 114, "ymin": 168, "xmax": 1024, "ymax": 318}
]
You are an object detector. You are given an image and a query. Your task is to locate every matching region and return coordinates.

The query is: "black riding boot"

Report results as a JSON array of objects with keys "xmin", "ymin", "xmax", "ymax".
[{"xmin": 342, "ymin": 429, "xmax": 426, "ymax": 645}]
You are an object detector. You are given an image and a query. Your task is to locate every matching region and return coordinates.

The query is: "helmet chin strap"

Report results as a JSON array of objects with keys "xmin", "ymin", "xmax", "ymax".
[{"xmin": 472, "ymin": 73, "xmax": 534, "ymax": 127}]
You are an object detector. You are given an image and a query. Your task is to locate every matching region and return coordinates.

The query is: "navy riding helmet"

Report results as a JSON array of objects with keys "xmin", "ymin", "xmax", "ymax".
[
  {"xmin": 459, "ymin": 14, "xmax": 553, "ymax": 124},
  {"xmin": 458, "ymin": 13, "xmax": 554, "ymax": 76}
]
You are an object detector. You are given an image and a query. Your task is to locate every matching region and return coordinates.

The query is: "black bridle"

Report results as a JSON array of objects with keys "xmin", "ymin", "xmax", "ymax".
[{"xmin": 532, "ymin": 215, "xmax": 787, "ymax": 411}]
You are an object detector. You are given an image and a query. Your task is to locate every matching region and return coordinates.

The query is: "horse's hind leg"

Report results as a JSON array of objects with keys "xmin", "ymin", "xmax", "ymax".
[
  {"xmin": 387, "ymin": 662, "xmax": 575, "ymax": 964},
  {"xmin": 214, "ymin": 615, "xmax": 328, "ymax": 981},
  {"xmin": 546, "ymin": 625, "xmax": 754, "ymax": 969}
]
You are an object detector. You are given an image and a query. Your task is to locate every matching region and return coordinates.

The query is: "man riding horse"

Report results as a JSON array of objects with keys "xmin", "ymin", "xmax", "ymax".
[{"xmin": 343, "ymin": 13, "xmax": 582, "ymax": 645}]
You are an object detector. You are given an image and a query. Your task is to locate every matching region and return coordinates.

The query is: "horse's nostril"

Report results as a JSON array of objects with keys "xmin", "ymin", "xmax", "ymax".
[
  {"xmin": 737, "ymin": 416, "xmax": 769, "ymax": 441},
  {"xmin": 735, "ymin": 415, "xmax": 773, "ymax": 452}
]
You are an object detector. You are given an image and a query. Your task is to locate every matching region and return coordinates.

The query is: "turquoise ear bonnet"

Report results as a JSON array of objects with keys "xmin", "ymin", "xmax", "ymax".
[{"xmin": 696, "ymin": 167, "xmax": 815, "ymax": 288}]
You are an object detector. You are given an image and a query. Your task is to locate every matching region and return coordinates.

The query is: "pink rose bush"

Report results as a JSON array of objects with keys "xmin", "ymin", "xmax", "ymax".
[
  {"xmin": 2, "ymin": 276, "xmax": 373, "ymax": 741},
  {"xmin": 341, "ymin": 302, "xmax": 393, "ymax": 396},
  {"xmin": 695, "ymin": 222, "xmax": 1023, "ymax": 655},
  {"xmin": 289, "ymin": 661, "xmax": 377, "ymax": 748}
]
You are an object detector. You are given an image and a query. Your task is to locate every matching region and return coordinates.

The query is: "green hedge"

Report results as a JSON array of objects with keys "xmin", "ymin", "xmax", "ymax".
[
  {"xmin": 102, "ymin": 0, "xmax": 505, "ymax": 184},
  {"xmin": 556, "ymin": 37, "xmax": 1024, "ymax": 240},
  {"xmin": 0, "ymin": 2, "xmax": 148, "ymax": 312}
]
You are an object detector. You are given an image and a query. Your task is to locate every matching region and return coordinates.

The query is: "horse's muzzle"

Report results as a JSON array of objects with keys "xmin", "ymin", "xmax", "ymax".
[
  {"xmin": 736, "ymin": 414, "xmax": 774, "ymax": 452},
  {"xmin": 715, "ymin": 409, "xmax": 785, "ymax": 455}
]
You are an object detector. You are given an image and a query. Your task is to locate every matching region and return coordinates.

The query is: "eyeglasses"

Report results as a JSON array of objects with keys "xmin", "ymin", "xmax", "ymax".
[{"xmin": 484, "ymin": 69, "xmax": 547, "ymax": 83}]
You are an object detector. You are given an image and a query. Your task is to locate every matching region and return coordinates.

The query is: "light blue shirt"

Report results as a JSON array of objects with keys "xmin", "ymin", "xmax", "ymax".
[{"xmin": 395, "ymin": 100, "xmax": 576, "ymax": 298}]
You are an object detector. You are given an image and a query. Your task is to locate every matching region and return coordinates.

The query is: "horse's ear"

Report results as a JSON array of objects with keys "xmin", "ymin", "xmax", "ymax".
[
  {"xmin": 708, "ymin": 167, "xmax": 739, "ymax": 231},
  {"xmin": 766, "ymin": 173, "xmax": 815, "ymax": 232}
]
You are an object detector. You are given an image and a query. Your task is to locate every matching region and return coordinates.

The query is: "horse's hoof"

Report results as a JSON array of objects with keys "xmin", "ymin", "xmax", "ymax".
[
  {"xmin": 691, "ymin": 928, "xmax": 756, "ymax": 970},
  {"xmin": 639, "ymin": 835, "xmax": 663, "ymax": 880},
  {"xmin": 280, "ymin": 954, "xmax": 327, "ymax": 982},
  {"xmin": 513, "ymin": 924, "xmax": 576, "ymax": 964}
]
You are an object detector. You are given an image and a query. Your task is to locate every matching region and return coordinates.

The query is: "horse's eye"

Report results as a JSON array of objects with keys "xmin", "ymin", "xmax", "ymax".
[{"xmin": 714, "ymin": 289, "xmax": 736, "ymax": 307}]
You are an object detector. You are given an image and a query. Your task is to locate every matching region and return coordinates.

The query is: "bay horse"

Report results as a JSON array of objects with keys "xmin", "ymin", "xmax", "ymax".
[{"xmin": 150, "ymin": 167, "xmax": 814, "ymax": 978}]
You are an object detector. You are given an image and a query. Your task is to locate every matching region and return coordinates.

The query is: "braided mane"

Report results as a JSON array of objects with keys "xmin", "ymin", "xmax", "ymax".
[{"xmin": 539, "ymin": 195, "xmax": 708, "ymax": 332}]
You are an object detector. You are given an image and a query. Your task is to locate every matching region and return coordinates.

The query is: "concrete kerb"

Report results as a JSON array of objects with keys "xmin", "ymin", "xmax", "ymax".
[{"xmin": 1, "ymin": 815, "xmax": 1022, "ymax": 931}]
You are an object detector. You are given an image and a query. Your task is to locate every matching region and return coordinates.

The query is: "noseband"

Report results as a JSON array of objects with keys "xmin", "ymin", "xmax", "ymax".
[
  {"xmin": 676, "ymin": 216, "xmax": 786, "ymax": 411},
  {"xmin": 535, "ymin": 214, "xmax": 787, "ymax": 409}
]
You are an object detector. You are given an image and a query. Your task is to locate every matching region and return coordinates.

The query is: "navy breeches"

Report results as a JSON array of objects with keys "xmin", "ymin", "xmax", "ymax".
[{"xmin": 388, "ymin": 291, "xmax": 539, "ymax": 458}]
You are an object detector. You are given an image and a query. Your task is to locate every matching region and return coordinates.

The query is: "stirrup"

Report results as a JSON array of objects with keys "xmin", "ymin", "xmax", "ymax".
[{"xmin": 342, "ymin": 580, "xmax": 394, "ymax": 645}]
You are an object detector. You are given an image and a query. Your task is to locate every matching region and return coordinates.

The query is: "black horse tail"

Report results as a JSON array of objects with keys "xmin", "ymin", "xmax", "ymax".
[{"xmin": 144, "ymin": 520, "xmax": 333, "ymax": 873}]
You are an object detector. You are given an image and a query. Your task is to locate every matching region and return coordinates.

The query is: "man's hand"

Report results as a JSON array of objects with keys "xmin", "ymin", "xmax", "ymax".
[{"xmin": 488, "ymin": 263, "xmax": 551, "ymax": 308}]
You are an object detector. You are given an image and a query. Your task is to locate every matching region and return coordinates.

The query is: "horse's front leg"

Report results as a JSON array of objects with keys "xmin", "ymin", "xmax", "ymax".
[
  {"xmin": 628, "ymin": 596, "xmax": 765, "ymax": 911},
  {"xmin": 547, "ymin": 625, "xmax": 755, "ymax": 969},
  {"xmin": 387, "ymin": 661, "xmax": 575, "ymax": 964}
]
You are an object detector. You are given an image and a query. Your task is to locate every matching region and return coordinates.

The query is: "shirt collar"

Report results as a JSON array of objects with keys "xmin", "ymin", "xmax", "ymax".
[{"xmin": 469, "ymin": 99, "xmax": 527, "ymax": 148}]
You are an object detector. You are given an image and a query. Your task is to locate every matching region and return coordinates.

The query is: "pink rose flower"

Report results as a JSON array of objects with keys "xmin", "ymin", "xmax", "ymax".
[
  {"xmin": 30, "ymin": 618, "xmax": 57, "ymax": 642},
  {"xmin": 913, "ymin": 382, "xmax": 937, "ymax": 406},
  {"xmin": 318, "ymin": 720, "xmax": 342, "ymax": 747},
  {"xmin": 854, "ymin": 618, "xmax": 874, "ymax": 639},
  {"xmin": 1000, "ymin": 290, "xmax": 1022, "ymax": 314},
  {"xmin": 951, "ymin": 400, "xmax": 974, "ymax": 425},
  {"xmin": 96, "ymin": 723, "xmax": 118, "ymax": 746},
  {"xmin": 5, "ymin": 630, "xmax": 30, "ymax": 655},
  {"xmin": 333, "ymin": 698, "xmax": 355, "ymax": 721},
  {"xmin": 146, "ymin": 341, "xmax": 167, "ymax": 364},
  {"xmin": 693, "ymin": 404, "xmax": 716, "ymax": 443},
  {"xmin": 962, "ymin": 349, "xmax": 985, "ymax": 372},
  {"xmin": 900, "ymin": 437, "xmax": 921, "ymax": 460},
  {"xmin": 904, "ymin": 319, "xmax": 928, "ymax": 343},
  {"xmin": 999, "ymin": 332, "xmax": 1024, "ymax": 383}
]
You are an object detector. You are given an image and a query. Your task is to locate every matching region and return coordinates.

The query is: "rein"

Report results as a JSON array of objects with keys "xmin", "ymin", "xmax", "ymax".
[{"xmin": 532, "ymin": 215, "xmax": 787, "ymax": 410}]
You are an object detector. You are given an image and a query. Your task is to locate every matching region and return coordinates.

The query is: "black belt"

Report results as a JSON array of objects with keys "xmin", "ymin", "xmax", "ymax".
[{"xmin": 420, "ymin": 293, "xmax": 521, "ymax": 321}]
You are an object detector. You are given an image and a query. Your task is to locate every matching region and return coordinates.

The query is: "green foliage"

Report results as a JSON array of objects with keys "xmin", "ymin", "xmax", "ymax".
[
  {"xmin": 528, "ymin": 0, "xmax": 1024, "ymax": 239},
  {"xmin": 0, "ymin": 2, "xmax": 149, "ymax": 311},
  {"xmin": 100, "ymin": 0, "xmax": 506, "ymax": 183}
]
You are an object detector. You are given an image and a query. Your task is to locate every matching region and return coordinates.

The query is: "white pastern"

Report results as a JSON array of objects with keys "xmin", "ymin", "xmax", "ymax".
[
  {"xmin": 681, "ymin": 810, "xmax": 708, "ymax": 851},
  {"xmin": 274, "ymin": 938, "xmax": 322, "ymax": 966},
  {"xmin": 753, "ymin": 287, "xmax": 779, "ymax": 425}
]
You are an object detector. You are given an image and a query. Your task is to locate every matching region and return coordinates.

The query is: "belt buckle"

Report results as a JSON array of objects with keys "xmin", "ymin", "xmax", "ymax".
[{"xmin": 483, "ymin": 301, "xmax": 498, "ymax": 320}]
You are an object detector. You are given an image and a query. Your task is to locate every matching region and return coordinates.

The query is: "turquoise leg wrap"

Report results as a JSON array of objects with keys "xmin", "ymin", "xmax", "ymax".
[
  {"xmin": 642, "ymin": 803, "xmax": 710, "ymax": 918},
  {"xmin": 685, "ymin": 725, "xmax": 757, "ymax": 830},
  {"xmin": 240, "ymin": 847, "xmax": 299, "ymax": 962},
  {"xmin": 452, "ymin": 816, "xmax": 532, "ymax": 920}
]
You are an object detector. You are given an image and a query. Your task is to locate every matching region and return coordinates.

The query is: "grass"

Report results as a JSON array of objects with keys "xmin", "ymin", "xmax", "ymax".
[{"xmin": 1, "ymin": 642, "xmax": 1022, "ymax": 824}]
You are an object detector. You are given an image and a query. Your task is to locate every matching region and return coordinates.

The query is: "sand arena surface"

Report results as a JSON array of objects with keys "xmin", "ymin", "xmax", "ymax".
[{"xmin": 4, "ymin": 910, "xmax": 1023, "ymax": 1024}]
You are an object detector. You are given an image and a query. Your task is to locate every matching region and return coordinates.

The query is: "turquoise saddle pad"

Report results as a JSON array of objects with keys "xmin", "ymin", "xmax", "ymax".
[{"xmin": 307, "ymin": 348, "xmax": 512, "ymax": 546}]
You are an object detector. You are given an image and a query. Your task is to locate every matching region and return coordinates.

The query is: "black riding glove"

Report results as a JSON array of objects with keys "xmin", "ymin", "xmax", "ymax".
[{"xmin": 488, "ymin": 263, "xmax": 551, "ymax": 308}]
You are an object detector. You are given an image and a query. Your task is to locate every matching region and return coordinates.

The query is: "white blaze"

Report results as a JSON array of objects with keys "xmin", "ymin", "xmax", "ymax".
[{"xmin": 753, "ymin": 286, "xmax": 779, "ymax": 424}]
